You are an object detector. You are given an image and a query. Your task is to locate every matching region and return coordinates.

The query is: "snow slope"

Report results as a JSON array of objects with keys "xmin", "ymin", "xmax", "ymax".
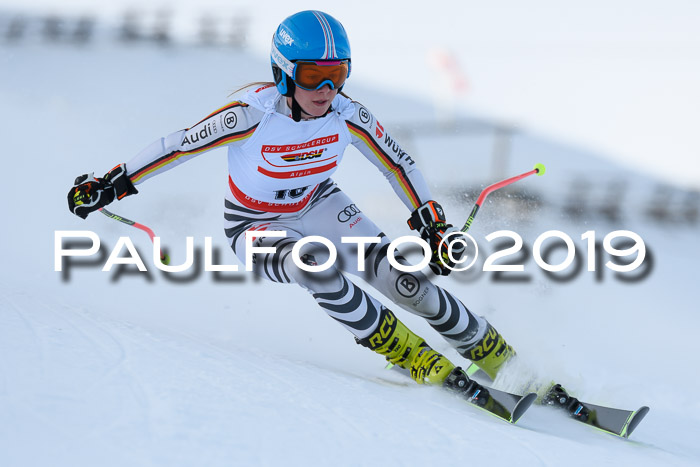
[{"xmin": 1, "ymin": 30, "xmax": 700, "ymax": 467}]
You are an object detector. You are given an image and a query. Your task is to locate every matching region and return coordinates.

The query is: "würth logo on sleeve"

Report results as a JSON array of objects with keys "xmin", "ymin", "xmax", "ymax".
[{"xmin": 375, "ymin": 122, "xmax": 384, "ymax": 139}]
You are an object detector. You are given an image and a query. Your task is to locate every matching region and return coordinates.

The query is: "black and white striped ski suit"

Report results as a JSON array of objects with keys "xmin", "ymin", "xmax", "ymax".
[{"xmin": 224, "ymin": 180, "xmax": 488, "ymax": 354}]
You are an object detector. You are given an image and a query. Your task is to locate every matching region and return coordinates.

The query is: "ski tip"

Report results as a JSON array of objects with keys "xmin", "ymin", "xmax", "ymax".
[
  {"xmin": 624, "ymin": 406, "xmax": 650, "ymax": 438},
  {"xmin": 511, "ymin": 392, "xmax": 537, "ymax": 424},
  {"xmin": 534, "ymin": 163, "xmax": 546, "ymax": 176}
]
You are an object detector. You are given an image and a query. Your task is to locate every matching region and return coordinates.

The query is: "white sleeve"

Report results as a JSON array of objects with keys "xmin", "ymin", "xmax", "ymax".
[
  {"xmin": 125, "ymin": 101, "xmax": 262, "ymax": 185},
  {"xmin": 344, "ymin": 102, "xmax": 432, "ymax": 211}
]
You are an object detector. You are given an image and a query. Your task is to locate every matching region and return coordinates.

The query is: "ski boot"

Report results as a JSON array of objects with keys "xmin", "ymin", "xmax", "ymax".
[
  {"xmin": 460, "ymin": 323, "xmax": 515, "ymax": 380},
  {"xmin": 542, "ymin": 384, "xmax": 597, "ymax": 423},
  {"xmin": 358, "ymin": 308, "xmax": 455, "ymax": 385}
]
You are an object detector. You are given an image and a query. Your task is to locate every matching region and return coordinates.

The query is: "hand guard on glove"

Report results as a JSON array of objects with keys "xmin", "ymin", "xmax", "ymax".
[
  {"xmin": 407, "ymin": 200, "xmax": 465, "ymax": 276},
  {"xmin": 67, "ymin": 163, "xmax": 138, "ymax": 219}
]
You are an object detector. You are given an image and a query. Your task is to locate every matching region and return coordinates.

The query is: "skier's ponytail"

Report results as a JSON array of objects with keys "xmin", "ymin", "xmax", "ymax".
[{"xmin": 228, "ymin": 82, "xmax": 275, "ymax": 98}]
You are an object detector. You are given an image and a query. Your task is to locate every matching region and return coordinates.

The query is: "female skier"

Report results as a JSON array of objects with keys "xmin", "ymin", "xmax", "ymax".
[{"xmin": 67, "ymin": 10, "xmax": 514, "ymax": 386}]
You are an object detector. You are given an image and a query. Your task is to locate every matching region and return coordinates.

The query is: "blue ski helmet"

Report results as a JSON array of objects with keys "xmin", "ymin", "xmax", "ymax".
[{"xmin": 271, "ymin": 10, "xmax": 352, "ymax": 97}]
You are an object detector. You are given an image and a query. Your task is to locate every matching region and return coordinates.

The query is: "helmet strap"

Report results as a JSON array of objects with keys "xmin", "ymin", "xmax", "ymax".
[{"xmin": 291, "ymin": 96, "xmax": 303, "ymax": 122}]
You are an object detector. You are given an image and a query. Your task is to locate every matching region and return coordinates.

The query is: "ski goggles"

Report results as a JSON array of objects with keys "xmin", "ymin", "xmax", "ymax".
[
  {"xmin": 271, "ymin": 40, "xmax": 350, "ymax": 91},
  {"xmin": 291, "ymin": 60, "xmax": 350, "ymax": 91}
]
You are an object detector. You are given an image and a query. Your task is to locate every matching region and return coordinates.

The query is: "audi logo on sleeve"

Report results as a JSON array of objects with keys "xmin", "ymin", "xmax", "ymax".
[{"xmin": 337, "ymin": 204, "xmax": 361, "ymax": 222}]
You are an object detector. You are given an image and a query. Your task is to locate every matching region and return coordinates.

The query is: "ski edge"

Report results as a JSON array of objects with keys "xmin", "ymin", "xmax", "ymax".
[{"xmin": 466, "ymin": 391, "xmax": 537, "ymax": 425}]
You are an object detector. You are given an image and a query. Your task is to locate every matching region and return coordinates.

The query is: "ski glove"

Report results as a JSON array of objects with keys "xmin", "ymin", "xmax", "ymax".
[
  {"xmin": 67, "ymin": 163, "xmax": 138, "ymax": 219},
  {"xmin": 407, "ymin": 200, "xmax": 466, "ymax": 276}
]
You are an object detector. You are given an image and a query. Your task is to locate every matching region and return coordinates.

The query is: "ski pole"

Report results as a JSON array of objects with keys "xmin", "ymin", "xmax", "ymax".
[
  {"xmin": 99, "ymin": 208, "xmax": 170, "ymax": 264},
  {"xmin": 460, "ymin": 163, "xmax": 546, "ymax": 233}
]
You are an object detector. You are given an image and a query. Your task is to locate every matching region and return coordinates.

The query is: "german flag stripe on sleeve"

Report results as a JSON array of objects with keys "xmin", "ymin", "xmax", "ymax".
[
  {"xmin": 346, "ymin": 121, "xmax": 422, "ymax": 208},
  {"xmin": 190, "ymin": 101, "xmax": 248, "ymax": 128},
  {"xmin": 129, "ymin": 124, "xmax": 258, "ymax": 184}
]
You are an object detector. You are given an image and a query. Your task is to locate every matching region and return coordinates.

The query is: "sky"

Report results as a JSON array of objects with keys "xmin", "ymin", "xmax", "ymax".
[{"xmin": 2, "ymin": 0, "xmax": 699, "ymax": 188}]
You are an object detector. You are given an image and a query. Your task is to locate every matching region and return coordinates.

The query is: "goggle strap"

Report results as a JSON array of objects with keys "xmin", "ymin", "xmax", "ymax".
[{"xmin": 270, "ymin": 39, "xmax": 295, "ymax": 77}]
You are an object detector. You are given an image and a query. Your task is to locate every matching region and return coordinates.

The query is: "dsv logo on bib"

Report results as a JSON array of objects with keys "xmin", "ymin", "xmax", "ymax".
[{"xmin": 337, "ymin": 204, "xmax": 361, "ymax": 223}]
